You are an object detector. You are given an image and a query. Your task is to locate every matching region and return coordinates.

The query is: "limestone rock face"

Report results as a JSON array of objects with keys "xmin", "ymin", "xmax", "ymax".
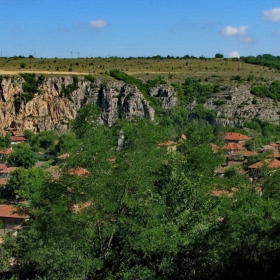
[
  {"xmin": 0, "ymin": 76, "xmax": 160, "ymax": 134},
  {"xmin": 149, "ymin": 84, "xmax": 178, "ymax": 109},
  {"xmin": 204, "ymin": 85, "xmax": 280, "ymax": 126}
]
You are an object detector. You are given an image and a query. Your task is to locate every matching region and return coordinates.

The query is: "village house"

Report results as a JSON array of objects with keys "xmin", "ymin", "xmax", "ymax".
[
  {"xmin": 248, "ymin": 159, "xmax": 280, "ymax": 180},
  {"xmin": 0, "ymin": 205, "xmax": 29, "ymax": 236},
  {"xmin": 11, "ymin": 136, "xmax": 28, "ymax": 145},
  {"xmin": 0, "ymin": 148, "xmax": 13, "ymax": 160},
  {"xmin": 222, "ymin": 142, "xmax": 243, "ymax": 155},
  {"xmin": 224, "ymin": 132, "xmax": 251, "ymax": 146},
  {"xmin": 0, "ymin": 167, "xmax": 18, "ymax": 178}
]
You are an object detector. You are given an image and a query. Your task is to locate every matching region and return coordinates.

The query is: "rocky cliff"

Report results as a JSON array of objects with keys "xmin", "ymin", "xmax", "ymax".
[
  {"xmin": 0, "ymin": 76, "xmax": 177, "ymax": 134},
  {"xmin": 204, "ymin": 85, "xmax": 280, "ymax": 126}
]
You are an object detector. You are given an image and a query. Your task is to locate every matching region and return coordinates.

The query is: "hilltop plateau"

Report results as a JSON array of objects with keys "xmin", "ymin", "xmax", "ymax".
[{"xmin": 0, "ymin": 56, "xmax": 280, "ymax": 133}]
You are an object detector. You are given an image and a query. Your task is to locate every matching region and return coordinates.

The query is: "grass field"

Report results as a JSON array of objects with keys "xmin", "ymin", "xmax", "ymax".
[{"xmin": 0, "ymin": 57, "xmax": 279, "ymax": 84}]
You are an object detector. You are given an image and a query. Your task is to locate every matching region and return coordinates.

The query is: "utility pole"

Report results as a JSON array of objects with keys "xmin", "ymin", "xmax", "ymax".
[{"xmin": 71, "ymin": 51, "xmax": 72, "ymax": 59}]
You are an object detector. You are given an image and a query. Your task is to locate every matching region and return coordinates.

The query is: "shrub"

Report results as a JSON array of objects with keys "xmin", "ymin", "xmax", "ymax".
[{"xmin": 20, "ymin": 62, "xmax": 26, "ymax": 68}]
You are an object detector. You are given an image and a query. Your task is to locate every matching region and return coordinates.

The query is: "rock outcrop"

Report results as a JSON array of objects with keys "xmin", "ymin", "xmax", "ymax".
[
  {"xmin": 205, "ymin": 85, "xmax": 280, "ymax": 126},
  {"xmin": 0, "ymin": 76, "xmax": 177, "ymax": 134}
]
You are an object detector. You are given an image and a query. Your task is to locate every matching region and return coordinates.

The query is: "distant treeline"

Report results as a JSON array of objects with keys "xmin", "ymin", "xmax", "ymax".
[{"xmin": 243, "ymin": 54, "xmax": 280, "ymax": 70}]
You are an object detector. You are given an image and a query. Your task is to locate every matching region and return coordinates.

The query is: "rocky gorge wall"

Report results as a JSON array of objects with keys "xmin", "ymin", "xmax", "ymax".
[
  {"xmin": 0, "ymin": 76, "xmax": 177, "ymax": 134},
  {"xmin": 205, "ymin": 85, "xmax": 280, "ymax": 127},
  {"xmin": 1, "ymin": 75, "xmax": 279, "ymax": 135}
]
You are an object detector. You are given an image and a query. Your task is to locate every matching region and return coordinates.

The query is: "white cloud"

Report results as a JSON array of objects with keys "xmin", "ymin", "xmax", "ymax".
[
  {"xmin": 222, "ymin": 25, "xmax": 248, "ymax": 36},
  {"xmin": 263, "ymin": 8, "xmax": 280, "ymax": 21},
  {"xmin": 89, "ymin": 19, "xmax": 108, "ymax": 28},
  {"xmin": 227, "ymin": 51, "xmax": 240, "ymax": 58}
]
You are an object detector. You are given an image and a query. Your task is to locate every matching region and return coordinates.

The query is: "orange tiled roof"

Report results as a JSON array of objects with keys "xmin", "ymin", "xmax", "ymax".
[
  {"xmin": 69, "ymin": 168, "xmax": 90, "ymax": 176},
  {"xmin": 244, "ymin": 150, "xmax": 259, "ymax": 156},
  {"xmin": 248, "ymin": 159, "xmax": 280, "ymax": 169},
  {"xmin": 0, "ymin": 148, "xmax": 13, "ymax": 155},
  {"xmin": 1, "ymin": 167, "xmax": 18, "ymax": 174},
  {"xmin": 12, "ymin": 131, "xmax": 24, "ymax": 137},
  {"xmin": 224, "ymin": 132, "xmax": 251, "ymax": 141},
  {"xmin": 270, "ymin": 143, "xmax": 279, "ymax": 149},
  {"xmin": 11, "ymin": 136, "xmax": 27, "ymax": 142},
  {"xmin": 223, "ymin": 142, "xmax": 243, "ymax": 151},
  {"xmin": 0, "ymin": 164, "xmax": 7, "ymax": 170},
  {"xmin": 0, "ymin": 205, "xmax": 29, "ymax": 219},
  {"xmin": 267, "ymin": 151, "xmax": 280, "ymax": 158}
]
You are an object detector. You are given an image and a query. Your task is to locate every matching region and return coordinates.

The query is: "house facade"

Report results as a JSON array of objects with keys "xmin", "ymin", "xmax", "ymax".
[{"xmin": 0, "ymin": 205, "xmax": 29, "ymax": 236}]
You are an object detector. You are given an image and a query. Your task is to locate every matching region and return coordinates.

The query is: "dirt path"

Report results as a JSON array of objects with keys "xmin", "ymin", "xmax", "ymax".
[{"xmin": 0, "ymin": 69, "xmax": 90, "ymax": 75}]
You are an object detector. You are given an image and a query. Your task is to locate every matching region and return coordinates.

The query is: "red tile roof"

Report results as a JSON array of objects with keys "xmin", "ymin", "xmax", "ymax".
[
  {"xmin": 224, "ymin": 132, "xmax": 251, "ymax": 141},
  {"xmin": 0, "ymin": 167, "xmax": 18, "ymax": 174},
  {"xmin": 69, "ymin": 168, "xmax": 90, "ymax": 176},
  {"xmin": 0, "ymin": 164, "xmax": 7, "ymax": 171},
  {"xmin": 270, "ymin": 143, "xmax": 279, "ymax": 149},
  {"xmin": 0, "ymin": 205, "xmax": 29, "ymax": 219},
  {"xmin": 0, "ymin": 148, "xmax": 13, "ymax": 155},
  {"xmin": 248, "ymin": 159, "xmax": 280, "ymax": 169},
  {"xmin": 11, "ymin": 136, "xmax": 27, "ymax": 142},
  {"xmin": 12, "ymin": 131, "xmax": 24, "ymax": 137},
  {"xmin": 267, "ymin": 151, "xmax": 280, "ymax": 158},
  {"xmin": 223, "ymin": 142, "xmax": 243, "ymax": 151},
  {"xmin": 244, "ymin": 150, "xmax": 259, "ymax": 157}
]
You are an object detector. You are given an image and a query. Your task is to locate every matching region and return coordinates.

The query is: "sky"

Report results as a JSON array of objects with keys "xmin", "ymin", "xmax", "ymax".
[{"xmin": 0, "ymin": 0, "xmax": 280, "ymax": 58}]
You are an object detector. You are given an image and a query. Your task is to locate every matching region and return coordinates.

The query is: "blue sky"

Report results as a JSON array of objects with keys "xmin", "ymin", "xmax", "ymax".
[{"xmin": 1, "ymin": 0, "xmax": 280, "ymax": 58}]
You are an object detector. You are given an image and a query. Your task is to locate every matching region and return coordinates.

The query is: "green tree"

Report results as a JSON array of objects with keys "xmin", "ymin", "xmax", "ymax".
[
  {"xmin": 7, "ymin": 144, "xmax": 37, "ymax": 168},
  {"xmin": 7, "ymin": 167, "xmax": 47, "ymax": 200},
  {"xmin": 215, "ymin": 53, "xmax": 224, "ymax": 58}
]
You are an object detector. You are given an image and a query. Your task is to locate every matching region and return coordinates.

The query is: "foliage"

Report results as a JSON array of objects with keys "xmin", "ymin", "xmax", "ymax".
[
  {"xmin": 109, "ymin": 69, "xmax": 165, "ymax": 107},
  {"xmin": 2, "ymin": 114, "xmax": 280, "ymax": 278},
  {"xmin": 244, "ymin": 54, "xmax": 280, "ymax": 71},
  {"xmin": 59, "ymin": 76, "xmax": 79, "ymax": 99},
  {"xmin": 20, "ymin": 73, "xmax": 41, "ymax": 96},
  {"xmin": 176, "ymin": 78, "xmax": 221, "ymax": 105},
  {"xmin": 251, "ymin": 81, "xmax": 280, "ymax": 100},
  {"xmin": 7, "ymin": 167, "xmax": 48, "ymax": 200},
  {"xmin": 70, "ymin": 103, "xmax": 102, "ymax": 138},
  {"xmin": 0, "ymin": 133, "xmax": 11, "ymax": 149},
  {"xmin": 19, "ymin": 62, "xmax": 26, "ymax": 68},
  {"xmin": 215, "ymin": 53, "xmax": 224, "ymax": 58},
  {"xmin": 7, "ymin": 144, "xmax": 38, "ymax": 168},
  {"xmin": 84, "ymin": 74, "xmax": 96, "ymax": 83}
]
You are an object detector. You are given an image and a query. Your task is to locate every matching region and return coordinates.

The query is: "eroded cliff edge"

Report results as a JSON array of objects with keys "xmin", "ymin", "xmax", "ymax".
[
  {"xmin": 1, "ymin": 75, "xmax": 280, "ymax": 135},
  {"xmin": 0, "ymin": 76, "xmax": 177, "ymax": 134}
]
